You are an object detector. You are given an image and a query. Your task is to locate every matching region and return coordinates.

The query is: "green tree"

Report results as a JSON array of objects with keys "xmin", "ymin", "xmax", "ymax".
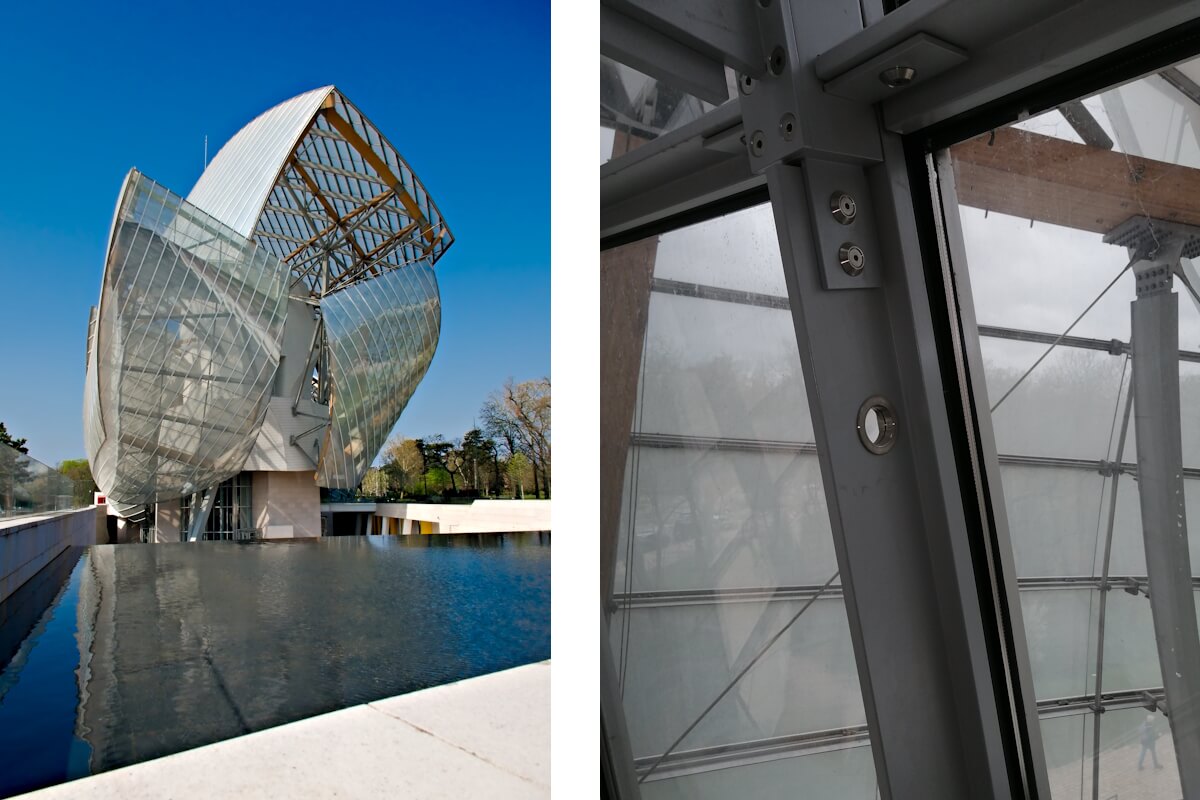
[
  {"xmin": 0, "ymin": 422, "xmax": 28, "ymax": 454},
  {"xmin": 461, "ymin": 428, "xmax": 497, "ymax": 494},
  {"xmin": 381, "ymin": 437, "xmax": 425, "ymax": 496},
  {"xmin": 505, "ymin": 452, "xmax": 532, "ymax": 499},
  {"xmin": 58, "ymin": 458, "xmax": 98, "ymax": 507},
  {"xmin": 360, "ymin": 466, "xmax": 389, "ymax": 498}
]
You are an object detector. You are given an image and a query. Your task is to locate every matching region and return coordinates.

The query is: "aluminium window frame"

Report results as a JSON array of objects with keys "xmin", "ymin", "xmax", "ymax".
[{"xmin": 600, "ymin": 2, "xmax": 1200, "ymax": 798}]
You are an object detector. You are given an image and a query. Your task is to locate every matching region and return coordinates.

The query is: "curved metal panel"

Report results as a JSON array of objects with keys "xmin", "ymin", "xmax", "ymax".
[
  {"xmin": 186, "ymin": 86, "xmax": 334, "ymax": 236},
  {"xmin": 84, "ymin": 170, "xmax": 288, "ymax": 507},
  {"xmin": 316, "ymin": 263, "xmax": 440, "ymax": 488}
]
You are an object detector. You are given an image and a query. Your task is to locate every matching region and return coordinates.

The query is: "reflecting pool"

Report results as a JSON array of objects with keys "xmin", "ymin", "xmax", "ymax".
[{"xmin": 0, "ymin": 533, "xmax": 550, "ymax": 797}]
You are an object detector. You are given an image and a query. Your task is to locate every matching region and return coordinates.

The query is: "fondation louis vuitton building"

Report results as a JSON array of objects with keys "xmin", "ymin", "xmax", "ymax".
[{"xmin": 83, "ymin": 86, "xmax": 452, "ymax": 541}]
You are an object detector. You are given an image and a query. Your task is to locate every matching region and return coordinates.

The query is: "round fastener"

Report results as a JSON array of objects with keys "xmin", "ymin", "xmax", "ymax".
[
  {"xmin": 768, "ymin": 46, "xmax": 786, "ymax": 76},
  {"xmin": 779, "ymin": 112, "xmax": 796, "ymax": 141},
  {"xmin": 838, "ymin": 242, "xmax": 865, "ymax": 276},
  {"xmin": 739, "ymin": 73, "xmax": 755, "ymax": 95},
  {"xmin": 857, "ymin": 396, "xmax": 898, "ymax": 455},
  {"xmin": 756, "ymin": 0, "xmax": 771, "ymax": 7},
  {"xmin": 749, "ymin": 130, "xmax": 766, "ymax": 157},
  {"xmin": 879, "ymin": 65, "xmax": 917, "ymax": 88},
  {"xmin": 830, "ymin": 192, "xmax": 857, "ymax": 225}
]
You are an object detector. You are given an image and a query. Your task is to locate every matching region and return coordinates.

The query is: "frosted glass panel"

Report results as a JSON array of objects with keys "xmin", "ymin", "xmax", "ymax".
[
  {"xmin": 1002, "ymin": 466, "xmax": 1109, "ymax": 577},
  {"xmin": 653, "ymin": 205, "xmax": 787, "ymax": 296},
  {"xmin": 982, "ymin": 339, "xmax": 1126, "ymax": 461},
  {"xmin": 1021, "ymin": 590, "xmax": 1096, "ymax": 700},
  {"xmin": 608, "ymin": 203, "xmax": 872, "ymax": 787},
  {"xmin": 619, "ymin": 599, "xmax": 865, "ymax": 756},
  {"xmin": 640, "ymin": 294, "xmax": 812, "ymax": 442},
  {"xmin": 615, "ymin": 448, "xmax": 834, "ymax": 593}
]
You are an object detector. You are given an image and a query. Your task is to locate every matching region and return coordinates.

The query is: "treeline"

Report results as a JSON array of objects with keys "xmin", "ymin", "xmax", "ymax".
[{"xmin": 357, "ymin": 377, "xmax": 550, "ymax": 501}]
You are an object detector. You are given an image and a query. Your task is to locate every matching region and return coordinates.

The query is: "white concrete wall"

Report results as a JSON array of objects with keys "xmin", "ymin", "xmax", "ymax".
[
  {"xmin": 369, "ymin": 500, "xmax": 550, "ymax": 534},
  {"xmin": 154, "ymin": 500, "xmax": 180, "ymax": 544},
  {"xmin": 253, "ymin": 471, "xmax": 321, "ymax": 538},
  {"xmin": 0, "ymin": 507, "xmax": 100, "ymax": 603}
]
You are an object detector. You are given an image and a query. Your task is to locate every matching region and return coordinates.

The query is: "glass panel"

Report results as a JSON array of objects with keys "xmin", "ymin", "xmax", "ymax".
[
  {"xmin": 982, "ymin": 339, "xmax": 1126, "ymax": 461},
  {"xmin": 640, "ymin": 746, "xmax": 878, "ymax": 800},
  {"xmin": 941, "ymin": 52, "xmax": 1200, "ymax": 795},
  {"xmin": 318, "ymin": 262, "xmax": 440, "ymax": 489},
  {"xmin": 1040, "ymin": 709, "xmax": 1180, "ymax": 798},
  {"xmin": 615, "ymin": 599, "xmax": 864, "ymax": 756},
  {"xmin": 0, "ymin": 443, "xmax": 85, "ymax": 520},
  {"xmin": 600, "ymin": 56, "xmax": 732, "ymax": 163},
  {"xmin": 604, "ymin": 203, "xmax": 874, "ymax": 791},
  {"xmin": 615, "ymin": 448, "xmax": 833, "ymax": 593},
  {"xmin": 639, "ymin": 294, "xmax": 813, "ymax": 442},
  {"xmin": 84, "ymin": 171, "xmax": 288, "ymax": 513}
]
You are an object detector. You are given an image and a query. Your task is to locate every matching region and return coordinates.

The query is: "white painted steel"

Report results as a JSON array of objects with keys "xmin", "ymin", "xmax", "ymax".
[{"xmin": 187, "ymin": 86, "xmax": 333, "ymax": 237}]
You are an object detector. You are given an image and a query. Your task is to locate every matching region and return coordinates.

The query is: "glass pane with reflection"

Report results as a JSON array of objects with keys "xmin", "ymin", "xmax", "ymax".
[{"xmin": 942, "ymin": 52, "xmax": 1200, "ymax": 797}]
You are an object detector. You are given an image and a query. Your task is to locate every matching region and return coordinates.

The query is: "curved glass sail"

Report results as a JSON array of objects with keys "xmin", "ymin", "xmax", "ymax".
[
  {"xmin": 84, "ymin": 171, "xmax": 288, "ymax": 510},
  {"xmin": 316, "ymin": 262, "xmax": 440, "ymax": 488}
]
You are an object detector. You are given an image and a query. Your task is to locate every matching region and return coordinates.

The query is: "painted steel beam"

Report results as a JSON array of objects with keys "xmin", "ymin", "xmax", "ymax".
[
  {"xmin": 1129, "ymin": 256, "xmax": 1200, "ymax": 796},
  {"xmin": 599, "ymin": 0, "xmax": 762, "ymax": 77},
  {"xmin": 600, "ymin": 6, "xmax": 729, "ymax": 105},
  {"xmin": 767, "ymin": 155, "xmax": 1008, "ymax": 797}
]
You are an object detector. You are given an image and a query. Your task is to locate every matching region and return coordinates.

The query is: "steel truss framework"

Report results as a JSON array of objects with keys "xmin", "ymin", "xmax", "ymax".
[{"xmin": 600, "ymin": 2, "xmax": 1200, "ymax": 799}]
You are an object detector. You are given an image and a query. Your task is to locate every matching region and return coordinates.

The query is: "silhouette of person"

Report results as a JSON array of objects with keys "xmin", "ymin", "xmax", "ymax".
[{"xmin": 1138, "ymin": 714, "xmax": 1163, "ymax": 770}]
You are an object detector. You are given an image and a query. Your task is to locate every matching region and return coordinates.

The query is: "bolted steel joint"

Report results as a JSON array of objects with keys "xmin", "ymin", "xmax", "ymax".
[
  {"xmin": 768, "ymin": 45, "xmax": 786, "ymax": 76},
  {"xmin": 748, "ymin": 130, "xmax": 766, "ymax": 157},
  {"xmin": 830, "ymin": 192, "xmax": 857, "ymax": 224},
  {"xmin": 838, "ymin": 242, "xmax": 865, "ymax": 276},
  {"xmin": 779, "ymin": 112, "xmax": 796, "ymax": 141}
]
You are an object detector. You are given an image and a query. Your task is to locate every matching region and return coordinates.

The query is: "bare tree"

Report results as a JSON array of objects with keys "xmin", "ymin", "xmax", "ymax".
[{"xmin": 481, "ymin": 378, "xmax": 551, "ymax": 498}]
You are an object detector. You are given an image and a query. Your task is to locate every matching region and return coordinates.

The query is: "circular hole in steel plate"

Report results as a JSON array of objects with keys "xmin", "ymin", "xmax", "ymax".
[{"xmin": 857, "ymin": 396, "xmax": 898, "ymax": 455}]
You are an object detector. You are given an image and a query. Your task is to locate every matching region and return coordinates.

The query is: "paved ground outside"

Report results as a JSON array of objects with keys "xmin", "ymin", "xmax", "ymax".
[{"xmin": 15, "ymin": 661, "xmax": 549, "ymax": 799}]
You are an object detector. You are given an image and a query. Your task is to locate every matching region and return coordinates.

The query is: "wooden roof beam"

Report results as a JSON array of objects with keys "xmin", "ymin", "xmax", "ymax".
[
  {"xmin": 318, "ymin": 100, "xmax": 437, "ymax": 253},
  {"xmin": 949, "ymin": 127, "xmax": 1200, "ymax": 234}
]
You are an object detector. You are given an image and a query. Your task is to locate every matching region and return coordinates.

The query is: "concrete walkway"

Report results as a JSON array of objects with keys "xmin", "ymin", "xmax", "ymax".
[{"xmin": 18, "ymin": 661, "xmax": 549, "ymax": 799}]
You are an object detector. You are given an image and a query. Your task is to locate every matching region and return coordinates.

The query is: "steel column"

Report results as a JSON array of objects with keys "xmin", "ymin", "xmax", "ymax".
[
  {"xmin": 768, "ymin": 157, "xmax": 992, "ymax": 797},
  {"xmin": 186, "ymin": 489, "xmax": 215, "ymax": 543},
  {"xmin": 1130, "ymin": 258, "xmax": 1200, "ymax": 795}
]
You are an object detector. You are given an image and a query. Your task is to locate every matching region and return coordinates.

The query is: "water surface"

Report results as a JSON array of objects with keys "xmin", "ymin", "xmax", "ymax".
[{"xmin": 0, "ymin": 533, "xmax": 550, "ymax": 797}]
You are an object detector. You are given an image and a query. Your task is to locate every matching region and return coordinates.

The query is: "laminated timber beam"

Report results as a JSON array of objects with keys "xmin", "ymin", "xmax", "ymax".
[
  {"xmin": 950, "ymin": 127, "xmax": 1200, "ymax": 233},
  {"xmin": 318, "ymin": 99, "xmax": 439, "ymax": 254}
]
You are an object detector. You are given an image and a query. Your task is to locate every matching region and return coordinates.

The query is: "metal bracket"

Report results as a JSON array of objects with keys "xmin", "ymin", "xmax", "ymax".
[
  {"xmin": 823, "ymin": 32, "xmax": 967, "ymax": 105},
  {"xmin": 738, "ymin": 0, "xmax": 881, "ymax": 169},
  {"xmin": 803, "ymin": 159, "xmax": 883, "ymax": 289}
]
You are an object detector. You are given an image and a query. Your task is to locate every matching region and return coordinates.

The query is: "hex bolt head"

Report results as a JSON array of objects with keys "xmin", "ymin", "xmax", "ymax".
[
  {"xmin": 779, "ymin": 112, "xmax": 796, "ymax": 141},
  {"xmin": 830, "ymin": 192, "xmax": 857, "ymax": 224},
  {"xmin": 749, "ymin": 130, "xmax": 766, "ymax": 157},
  {"xmin": 839, "ymin": 242, "xmax": 865, "ymax": 276}
]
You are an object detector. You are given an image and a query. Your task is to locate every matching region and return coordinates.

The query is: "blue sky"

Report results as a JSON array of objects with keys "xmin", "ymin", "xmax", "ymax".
[{"xmin": 0, "ymin": 0, "xmax": 549, "ymax": 467}]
